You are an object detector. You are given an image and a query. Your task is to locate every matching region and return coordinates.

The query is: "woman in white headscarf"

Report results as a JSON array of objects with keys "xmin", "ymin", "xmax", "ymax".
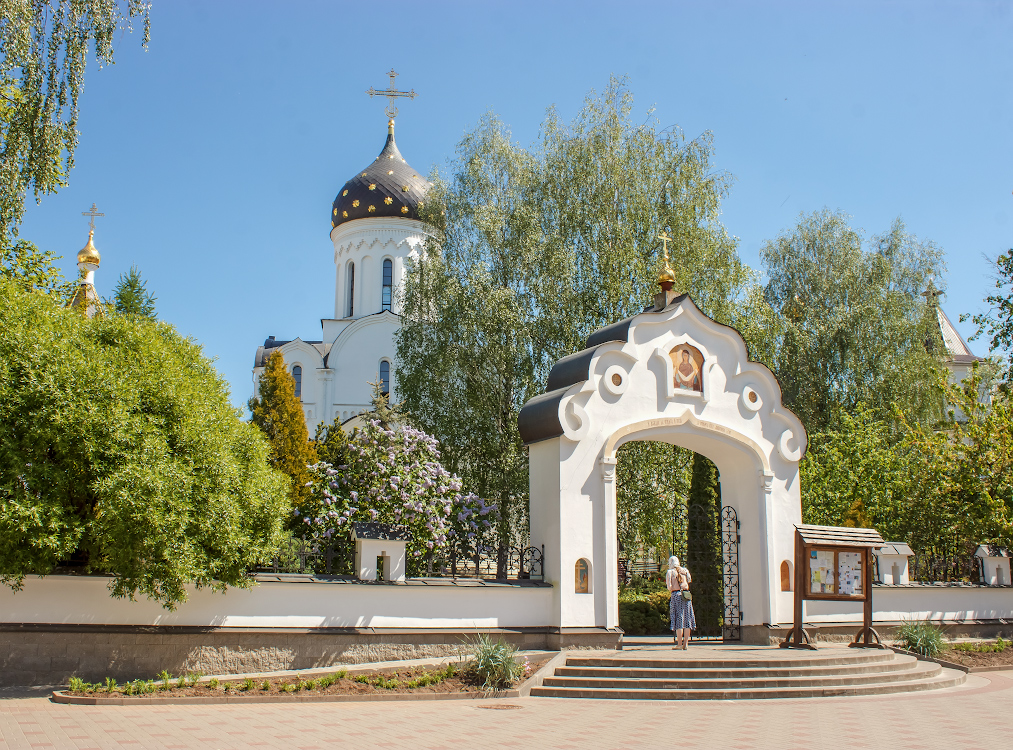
[{"xmin": 667, "ymin": 556, "xmax": 696, "ymax": 649}]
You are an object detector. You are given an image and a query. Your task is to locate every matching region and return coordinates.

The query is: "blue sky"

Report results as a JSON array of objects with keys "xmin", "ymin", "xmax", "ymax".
[{"xmin": 19, "ymin": 1, "xmax": 1012, "ymax": 410}]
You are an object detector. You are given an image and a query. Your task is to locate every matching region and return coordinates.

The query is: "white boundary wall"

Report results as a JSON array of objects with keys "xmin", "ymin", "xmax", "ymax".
[
  {"xmin": 0, "ymin": 576, "xmax": 554, "ymax": 630},
  {"xmin": 803, "ymin": 585, "xmax": 1013, "ymax": 624}
]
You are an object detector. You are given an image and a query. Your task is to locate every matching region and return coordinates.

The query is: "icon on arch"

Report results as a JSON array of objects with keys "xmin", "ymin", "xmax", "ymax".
[{"xmin": 669, "ymin": 343, "xmax": 704, "ymax": 394}]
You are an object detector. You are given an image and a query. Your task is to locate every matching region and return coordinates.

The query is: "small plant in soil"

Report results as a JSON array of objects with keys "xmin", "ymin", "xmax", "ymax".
[
  {"xmin": 465, "ymin": 635, "xmax": 524, "ymax": 690},
  {"xmin": 953, "ymin": 636, "xmax": 1009, "ymax": 653},
  {"xmin": 895, "ymin": 621, "xmax": 945, "ymax": 657}
]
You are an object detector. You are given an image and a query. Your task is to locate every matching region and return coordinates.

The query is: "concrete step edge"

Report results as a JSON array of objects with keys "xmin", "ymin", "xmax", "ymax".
[
  {"xmin": 529, "ymin": 670, "xmax": 966, "ymax": 700},
  {"xmin": 542, "ymin": 663, "xmax": 941, "ymax": 689},
  {"xmin": 554, "ymin": 659, "xmax": 918, "ymax": 679},
  {"xmin": 565, "ymin": 654, "xmax": 897, "ymax": 669}
]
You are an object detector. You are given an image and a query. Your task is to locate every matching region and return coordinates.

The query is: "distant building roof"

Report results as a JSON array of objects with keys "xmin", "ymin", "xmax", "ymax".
[{"xmin": 936, "ymin": 306, "xmax": 982, "ymax": 364}]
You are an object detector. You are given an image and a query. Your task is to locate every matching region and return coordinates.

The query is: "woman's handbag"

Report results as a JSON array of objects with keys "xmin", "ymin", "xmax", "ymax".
[{"xmin": 681, "ymin": 590, "xmax": 692, "ymax": 601}]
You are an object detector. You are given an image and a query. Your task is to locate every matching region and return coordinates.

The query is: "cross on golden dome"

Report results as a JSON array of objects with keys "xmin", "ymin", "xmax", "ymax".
[
  {"xmin": 81, "ymin": 202, "xmax": 104, "ymax": 231},
  {"xmin": 366, "ymin": 69, "xmax": 417, "ymax": 120}
]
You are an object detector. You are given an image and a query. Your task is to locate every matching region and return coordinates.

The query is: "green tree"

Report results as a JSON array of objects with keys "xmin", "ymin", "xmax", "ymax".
[
  {"xmin": 0, "ymin": 236, "xmax": 73, "ymax": 298},
  {"xmin": 398, "ymin": 78, "xmax": 754, "ymax": 545},
  {"xmin": 686, "ymin": 453, "xmax": 722, "ymax": 635},
  {"xmin": 760, "ymin": 211, "xmax": 947, "ymax": 434},
  {"xmin": 899, "ymin": 367, "xmax": 1013, "ymax": 553},
  {"xmin": 0, "ymin": 1, "xmax": 150, "ymax": 240},
  {"xmin": 800, "ymin": 404, "xmax": 923, "ymax": 538},
  {"xmin": 112, "ymin": 265, "xmax": 156, "ymax": 318},
  {"xmin": 966, "ymin": 248, "xmax": 1013, "ymax": 379},
  {"xmin": 312, "ymin": 418, "xmax": 349, "ymax": 468},
  {"xmin": 248, "ymin": 350, "xmax": 316, "ymax": 507},
  {"xmin": 616, "ymin": 442, "xmax": 692, "ymax": 563},
  {"xmin": 0, "ymin": 278, "xmax": 288, "ymax": 608}
]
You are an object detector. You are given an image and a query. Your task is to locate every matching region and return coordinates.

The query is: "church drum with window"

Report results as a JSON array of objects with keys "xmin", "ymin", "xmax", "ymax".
[{"xmin": 252, "ymin": 117, "xmax": 431, "ymax": 429}]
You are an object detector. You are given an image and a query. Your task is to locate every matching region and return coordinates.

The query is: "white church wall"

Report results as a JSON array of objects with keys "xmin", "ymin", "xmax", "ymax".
[
  {"xmin": 0, "ymin": 576, "xmax": 553, "ymax": 629},
  {"xmin": 324, "ymin": 313, "xmax": 399, "ymax": 427}
]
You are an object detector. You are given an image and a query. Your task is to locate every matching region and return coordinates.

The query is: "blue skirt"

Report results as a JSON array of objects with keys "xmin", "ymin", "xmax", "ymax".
[{"xmin": 670, "ymin": 591, "xmax": 697, "ymax": 631}]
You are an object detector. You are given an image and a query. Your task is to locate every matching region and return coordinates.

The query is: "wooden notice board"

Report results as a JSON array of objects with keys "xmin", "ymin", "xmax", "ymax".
[{"xmin": 781, "ymin": 524, "xmax": 885, "ymax": 650}]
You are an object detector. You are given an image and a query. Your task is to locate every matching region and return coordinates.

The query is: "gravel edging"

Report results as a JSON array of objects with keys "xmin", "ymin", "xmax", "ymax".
[{"xmin": 50, "ymin": 689, "xmax": 519, "ymax": 705}]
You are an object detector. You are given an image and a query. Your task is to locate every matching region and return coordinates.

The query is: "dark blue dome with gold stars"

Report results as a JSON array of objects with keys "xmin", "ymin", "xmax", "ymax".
[{"xmin": 331, "ymin": 121, "xmax": 430, "ymax": 231}]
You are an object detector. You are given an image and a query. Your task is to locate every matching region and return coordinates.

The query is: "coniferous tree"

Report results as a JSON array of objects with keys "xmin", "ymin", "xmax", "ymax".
[
  {"xmin": 686, "ymin": 453, "xmax": 722, "ymax": 637},
  {"xmin": 313, "ymin": 418, "xmax": 349, "ymax": 467},
  {"xmin": 113, "ymin": 265, "xmax": 156, "ymax": 318},
  {"xmin": 248, "ymin": 351, "xmax": 316, "ymax": 508}
]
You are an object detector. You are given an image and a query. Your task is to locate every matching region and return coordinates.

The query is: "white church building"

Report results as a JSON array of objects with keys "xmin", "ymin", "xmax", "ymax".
[{"xmin": 252, "ymin": 118, "xmax": 431, "ymax": 429}]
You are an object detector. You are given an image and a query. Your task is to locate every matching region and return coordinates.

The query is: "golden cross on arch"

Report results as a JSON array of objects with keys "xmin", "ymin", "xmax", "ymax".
[
  {"xmin": 82, "ymin": 202, "xmax": 104, "ymax": 231},
  {"xmin": 366, "ymin": 69, "xmax": 417, "ymax": 119},
  {"xmin": 657, "ymin": 230, "xmax": 672, "ymax": 260}
]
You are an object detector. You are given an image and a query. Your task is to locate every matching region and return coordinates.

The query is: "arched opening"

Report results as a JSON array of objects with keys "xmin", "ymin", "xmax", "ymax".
[
  {"xmin": 780, "ymin": 560, "xmax": 793, "ymax": 591},
  {"xmin": 379, "ymin": 359, "xmax": 390, "ymax": 396},
  {"xmin": 616, "ymin": 439, "xmax": 736, "ymax": 639},
  {"xmin": 291, "ymin": 365, "xmax": 302, "ymax": 399},
  {"xmin": 346, "ymin": 261, "xmax": 355, "ymax": 317},
  {"xmin": 381, "ymin": 258, "xmax": 393, "ymax": 312}
]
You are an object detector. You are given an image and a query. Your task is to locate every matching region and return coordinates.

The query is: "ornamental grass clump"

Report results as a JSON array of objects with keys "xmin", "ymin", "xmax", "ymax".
[
  {"xmin": 301, "ymin": 419, "xmax": 496, "ymax": 575},
  {"xmin": 467, "ymin": 635, "xmax": 524, "ymax": 690},
  {"xmin": 896, "ymin": 620, "xmax": 945, "ymax": 657}
]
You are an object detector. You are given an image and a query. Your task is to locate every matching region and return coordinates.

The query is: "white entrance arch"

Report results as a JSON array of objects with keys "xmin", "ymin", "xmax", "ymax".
[{"xmin": 518, "ymin": 292, "xmax": 807, "ymax": 644}]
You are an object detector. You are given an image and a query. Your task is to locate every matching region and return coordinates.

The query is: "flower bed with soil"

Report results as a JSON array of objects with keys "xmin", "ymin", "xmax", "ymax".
[
  {"xmin": 58, "ymin": 657, "xmax": 552, "ymax": 702},
  {"xmin": 940, "ymin": 638, "xmax": 1013, "ymax": 668}
]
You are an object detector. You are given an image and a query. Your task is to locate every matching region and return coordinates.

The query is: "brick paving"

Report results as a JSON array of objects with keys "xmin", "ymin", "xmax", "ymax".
[{"xmin": 0, "ymin": 663, "xmax": 1009, "ymax": 749}]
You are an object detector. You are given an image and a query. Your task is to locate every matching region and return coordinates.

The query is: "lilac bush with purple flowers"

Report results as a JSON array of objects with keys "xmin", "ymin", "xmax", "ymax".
[{"xmin": 300, "ymin": 419, "xmax": 495, "ymax": 573}]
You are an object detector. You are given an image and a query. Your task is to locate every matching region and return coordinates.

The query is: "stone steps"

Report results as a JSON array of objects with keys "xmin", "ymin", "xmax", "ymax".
[{"xmin": 530, "ymin": 648, "xmax": 966, "ymax": 700}]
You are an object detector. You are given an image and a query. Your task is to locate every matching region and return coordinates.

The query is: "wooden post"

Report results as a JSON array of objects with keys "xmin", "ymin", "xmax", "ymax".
[
  {"xmin": 849, "ymin": 546, "xmax": 884, "ymax": 648},
  {"xmin": 780, "ymin": 529, "xmax": 815, "ymax": 649}
]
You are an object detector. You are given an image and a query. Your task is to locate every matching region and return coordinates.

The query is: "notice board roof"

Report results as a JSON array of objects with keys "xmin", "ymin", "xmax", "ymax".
[{"xmin": 796, "ymin": 524, "xmax": 885, "ymax": 548}]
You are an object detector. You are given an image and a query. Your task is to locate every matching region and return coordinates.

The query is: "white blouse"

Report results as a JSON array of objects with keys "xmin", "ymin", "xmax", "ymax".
[{"xmin": 666, "ymin": 566, "xmax": 692, "ymax": 592}]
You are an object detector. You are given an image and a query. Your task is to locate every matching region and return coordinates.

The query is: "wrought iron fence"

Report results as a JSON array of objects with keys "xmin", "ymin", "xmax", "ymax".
[
  {"xmin": 253, "ymin": 536, "xmax": 544, "ymax": 582},
  {"xmin": 907, "ymin": 553, "xmax": 983, "ymax": 584}
]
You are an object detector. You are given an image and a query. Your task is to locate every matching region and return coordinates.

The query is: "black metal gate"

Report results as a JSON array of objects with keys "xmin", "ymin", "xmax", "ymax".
[
  {"xmin": 720, "ymin": 506, "xmax": 741, "ymax": 641},
  {"xmin": 674, "ymin": 504, "xmax": 741, "ymax": 641}
]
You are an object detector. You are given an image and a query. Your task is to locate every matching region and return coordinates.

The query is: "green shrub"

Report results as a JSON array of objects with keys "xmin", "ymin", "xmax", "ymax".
[
  {"xmin": 208, "ymin": 678, "xmax": 220, "ymax": 690},
  {"xmin": 896, "ymin": 621, "xmax": 945, "ymax": 657},
  {"xmin": 619, "ymin": 599, "xmax": 669, "ymax": 635},
  {"xmin": 467, "ymin": 635, "xmax": 524, "ymax": 690}
]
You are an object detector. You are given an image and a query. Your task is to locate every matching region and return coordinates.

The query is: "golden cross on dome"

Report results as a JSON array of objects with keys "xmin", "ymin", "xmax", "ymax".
[
  {"xmin": 366, "ymin": 69, "xmax": 417, "ymax": 119},
  {"xmin": 82, "ymin": 202, "xmax": 104, "ymax": 231}
]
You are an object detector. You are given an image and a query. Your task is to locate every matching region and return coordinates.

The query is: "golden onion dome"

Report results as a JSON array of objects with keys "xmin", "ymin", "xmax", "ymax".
[
  {"xmin": 77, "ymin": 229, "xmax": 100, "ymax": 266},
  {"xmin": 657, "ymin": 265, "xmax": 676, "ymax": 286}
]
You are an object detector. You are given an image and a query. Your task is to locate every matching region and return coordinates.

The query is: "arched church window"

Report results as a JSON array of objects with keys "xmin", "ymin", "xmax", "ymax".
[
  {"xmin": 346, "ymin": 261, "xmax": 355, "ymax": 317},
  {"xmin": 382, "ymin": 258, "xmax": 393, "ymax": 311},
  {"xmin": 379, "ymin": 360, "xmax": 390, "ymax": 396},
  {"xmin": 292, "ymin": 365, "xmax": 303, "ymax": 399}
]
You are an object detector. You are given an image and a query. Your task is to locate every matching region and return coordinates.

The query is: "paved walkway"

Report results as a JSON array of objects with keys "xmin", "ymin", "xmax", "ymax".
[{"xmin": 1, "ymin": 650, "xmax": 1009, "ymax": 749}]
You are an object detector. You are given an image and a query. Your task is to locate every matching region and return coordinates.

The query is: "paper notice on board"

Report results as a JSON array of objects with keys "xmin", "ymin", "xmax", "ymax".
[
  {"xmin": 838, "ymin": 551, "xmax": 863, "ymax": 596},
  {"xmin": 810, "ymin": 549, "xmax": 835, "ymax": 594}
]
